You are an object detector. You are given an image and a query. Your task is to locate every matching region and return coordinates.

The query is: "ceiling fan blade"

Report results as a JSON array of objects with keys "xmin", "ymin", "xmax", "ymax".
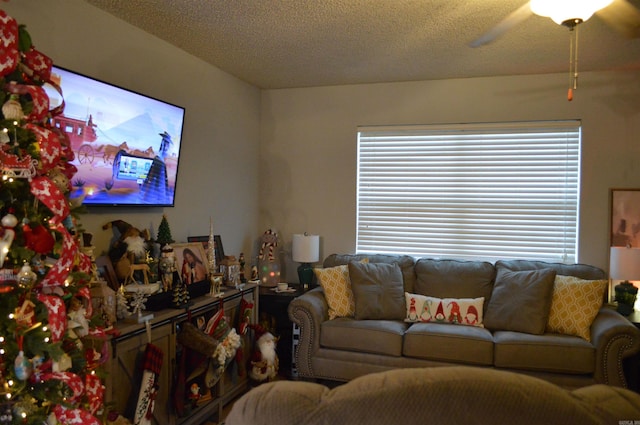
[
  {"xmin": 469, "ymin": 2, "xmax": 534, "ymax": 47},
  {"xmin": 596, "ymin": 0, "xmax": 640, "ymax": 38}
]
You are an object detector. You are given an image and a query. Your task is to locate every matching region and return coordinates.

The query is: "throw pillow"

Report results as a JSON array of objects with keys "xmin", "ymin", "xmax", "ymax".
[
  {"xmin": 348, "ymin": 261, "xmax": 405, "ymax": 320},
  {"xmin": 314, "ymin": 265, "xmax": 355, "ymax": 320},
  {"xmin": 546, "ymin": 275, "xmax": 607, "ymax": 341},
  {"xmin": 483, "ymin": 268, "xmax": 557, "ymax": 334},
  {"xmin": 405, "ymin": 292, "xmax": 485, "ymax": 327}
]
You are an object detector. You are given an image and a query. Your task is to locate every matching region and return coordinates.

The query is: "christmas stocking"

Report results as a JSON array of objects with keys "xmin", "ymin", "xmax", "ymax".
[
  {"xmin": 204, "ymin": 302, "xmax": 241, "ymax": 388},
  {"xmin": 133, "ymin": 343, "xmax": 163, "ymax": 425},
  {"xmin": 235, "ymin": 295, "xmax": 254, "ymax": 377}
]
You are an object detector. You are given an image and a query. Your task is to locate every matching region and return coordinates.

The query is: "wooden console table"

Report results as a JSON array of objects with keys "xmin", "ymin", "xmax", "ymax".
[{"xmin": 105, "ymin": 283, "xmax": 258, "ymax": 425}]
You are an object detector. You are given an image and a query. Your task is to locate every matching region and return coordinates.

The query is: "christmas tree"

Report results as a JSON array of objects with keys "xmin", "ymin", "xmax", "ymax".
[
  {"xmin": 156, "ymin": 214, "xmax": 174, "ymax": 247},
  {"xmin": 0, "ymin": 11, "xmax": 107, "ymax": 425}
]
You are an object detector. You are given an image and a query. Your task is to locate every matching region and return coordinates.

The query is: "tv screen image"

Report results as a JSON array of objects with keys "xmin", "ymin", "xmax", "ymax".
[{"xmin": 45, "ymin": 66, "xmax": 185, "ymax": 207}]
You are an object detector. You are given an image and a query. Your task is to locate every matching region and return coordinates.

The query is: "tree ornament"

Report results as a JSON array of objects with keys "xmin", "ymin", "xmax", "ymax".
[
  {"xmin": 14, "ymin": 350, "xmax": 32, "ymax": 381},
  {"xmin": 0, "ymin": 213, "xmax": 17, "ymax": 267},
  {"xmin": 2, "ymin": 94, "xmax": 24, "ymax": 120},
  {"xmin": 23, "ymin": 223, "xmax": 55, "ymax": 254},
  {"xmin": 47, "ymin": 168, "xmax": 71, "ymax": 193},
  {"xmin": 14, "ymin": 299, "xmax": 36, "ymax": 328},
  {"xmin": 17, "ymin": 264, "xmax": 37, "ymax": 289}
]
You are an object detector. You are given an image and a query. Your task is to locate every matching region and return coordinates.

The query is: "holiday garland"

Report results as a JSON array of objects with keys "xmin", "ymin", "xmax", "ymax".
[{"xmin": 0, "ymin": 10, "xmax": 107, "ymax": 425}]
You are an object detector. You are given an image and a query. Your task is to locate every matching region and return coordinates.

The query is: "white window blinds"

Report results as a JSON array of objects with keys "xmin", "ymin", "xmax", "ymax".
[{"xmin": 356, "ymin": 121, "xmax": 580, "ymax": 263}]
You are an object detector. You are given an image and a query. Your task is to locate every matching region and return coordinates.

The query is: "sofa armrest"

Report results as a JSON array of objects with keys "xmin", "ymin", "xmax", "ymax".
[
  {"xmin": 590, "ymin": 307, "xmax": 640, "ymax": 387},
  {"xmin": 288, "ymin": 287, "xmax": 329, "ymax": 378}
]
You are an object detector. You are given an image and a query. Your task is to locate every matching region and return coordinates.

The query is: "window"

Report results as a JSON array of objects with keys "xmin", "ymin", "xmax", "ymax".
[{"xmin": 356, "ymin": 121, "xmax": 580, "ymax": 263}]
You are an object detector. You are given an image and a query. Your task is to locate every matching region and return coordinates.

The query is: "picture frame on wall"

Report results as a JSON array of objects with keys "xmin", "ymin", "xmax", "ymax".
[
  {"xmin": 173, "ymin": 243, "xmax": 209, "ymax": 285},
  {"xmin": 610, "ymin": 189, "xmax": 640, "ymax": 247}
]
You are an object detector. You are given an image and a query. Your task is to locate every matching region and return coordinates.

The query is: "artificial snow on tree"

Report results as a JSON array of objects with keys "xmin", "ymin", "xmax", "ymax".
[{"xmin": 0, "ymin": 11, "xmax": 108, "ymax": 425}]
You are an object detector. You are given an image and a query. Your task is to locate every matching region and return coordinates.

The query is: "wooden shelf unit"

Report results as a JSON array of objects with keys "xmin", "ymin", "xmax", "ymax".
[{"xmin": 105, "ymin": 283, "xmax": 258, "ymax": 425}]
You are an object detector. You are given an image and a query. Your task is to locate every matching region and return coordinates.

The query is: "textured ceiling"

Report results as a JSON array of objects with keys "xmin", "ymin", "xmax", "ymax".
[{"xmin": 84, "ymin": 0, "xmax": 640, "ymax": 89}]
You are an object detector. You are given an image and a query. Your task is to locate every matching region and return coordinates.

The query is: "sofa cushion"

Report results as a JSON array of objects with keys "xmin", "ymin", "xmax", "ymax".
[
  {"xmin": 314, "ymin": 265, "xmax": 355, "ymax": 320},
  {"xmin": 403, "ymin": 322, "xmax": 494, "ymax": 365},
  {"xmin": 320, "ymin": 318, "xmax": 408, "ymax": 356},
  {"xmin": 349, "ymin": 261, "xmax": 405, "ymax": 320},
  {"xmin": 324, "ymin": 253, "xmax": 417, "ymax": 293},
  {"xmin": 493, "ymin": 331, "xmax": 595, "ymax": 374},
  {"xmin": 546, "ymin": 275, "xmax": 607, "ymax": 341},
  {"xmin": 495, "ymin": 260, "xmax": 606, "ymax": 281},
  {"xmin": 483, "ymin": 268, "xmax": 556, "ymax": 334},
  {"xmin": 414, "ymin": 258, "xmax": 495, "ymax": 312},
  {"xmin": 405, "ymin": 292, "xmax": 484, "ymax": 327}
]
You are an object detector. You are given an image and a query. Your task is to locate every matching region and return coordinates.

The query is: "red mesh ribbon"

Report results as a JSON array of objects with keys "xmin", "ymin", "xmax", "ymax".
[
  {"xmin": 76, "ymin": 286, "xmax": 93, "ymax": 318},
  {"xmin": 77, "ymin": 250, "xmax": 93, "ymax": 275},
  {"xmin": 23, "ymin": 47, "xmax": 52, "ymax": 81},
  {"xmin": 85, "ymin": 373, "xmax": 104, "ymax": 415},
  {"xmin": 37, "ymin": 222, "xmax": 75, "ymax": 289},
  {"xmin": 36, "ymin": 294, "xmax": 66, "ymax": 342},
  {"xmin": 25, "ymin": 124, "xmax": 61, "ymax": 174},
  {"xmin": 52, "ymin": 405, "xmax": 100, "ymax": 425},
  {"xmin": 41, "ymin": 371, "xmax": 84, "ymax": 402},
  {"xmin": 0, "ymin": 11, "xmax": 19, "ymax": 78}
]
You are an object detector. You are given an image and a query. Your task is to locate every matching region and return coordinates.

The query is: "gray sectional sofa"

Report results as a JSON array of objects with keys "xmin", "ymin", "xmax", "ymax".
[{"xmin": 288, "ymin": 254, "xmax": 640, "ymax": 388}]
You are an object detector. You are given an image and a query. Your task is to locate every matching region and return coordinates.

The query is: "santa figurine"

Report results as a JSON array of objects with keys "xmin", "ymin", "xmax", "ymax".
[{"xmin": 249, "ymin": 326, "xmax": 279, "ymax": 382}]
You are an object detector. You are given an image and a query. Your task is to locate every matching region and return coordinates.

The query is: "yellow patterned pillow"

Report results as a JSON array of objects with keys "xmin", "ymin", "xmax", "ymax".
[
  {"xmin": 546, "ymin": 275, "xmax": 607, "ymax": 341},
  {"xmin": 314, "ymin": 265, "xmax": 354, "ymax": 320}
]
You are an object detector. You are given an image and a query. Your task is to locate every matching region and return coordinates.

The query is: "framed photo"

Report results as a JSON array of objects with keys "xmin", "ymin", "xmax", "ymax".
[
  {"xmin": 187, "ymin": 235, "xmax": 225, "ymax": 265},
  {"xmin": 187, "ymin": 235, "xmax": 209, "ymax": 250},
  {"xmin": 173, "ymin": 243, "xmax": 209, "ymax": 285},
  {"xmin": 610, "ymin": 189, "xmax": 640, "ymax": 247},
  {"xmin": 95, "ymin": 255, "xmax": 120, "ymax": 290}
]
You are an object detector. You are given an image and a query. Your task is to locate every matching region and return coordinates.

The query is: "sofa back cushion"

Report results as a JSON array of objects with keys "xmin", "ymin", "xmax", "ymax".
[
  {"xmin": 348, "ymin": 261, "xmax": 406, "ymax": 320},
  {"xmin": 414, "ymin": 258, "xmax": 496, "ymax": 311},
  {"xmin": 496, "ymin": 260, "xmax": 607, "ymax": 303},
  {"xmin": 483, "ymin": 268, "xmax": 557, "ymax": 334},
  {"xmin": 323, "ymin": 253, "xmax": 416, "ymax": 293},
  {"xmin": 495, "ymin": 260, "xmax": 606, "ymax": 280}
]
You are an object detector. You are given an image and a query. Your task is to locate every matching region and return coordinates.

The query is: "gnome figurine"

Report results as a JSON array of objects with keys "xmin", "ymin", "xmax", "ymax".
[{"xmin": 249, "ymin": 327, "xmax": 279, "ymax": 382}]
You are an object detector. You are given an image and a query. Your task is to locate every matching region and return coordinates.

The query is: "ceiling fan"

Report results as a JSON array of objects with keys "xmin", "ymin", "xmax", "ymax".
[
  {"xmin": 470, "ymin": 0, "xmax": 640, "ymax": 100},
  {"xmin": 471, "ymin": 0, "xmax": 640, "ymax": 47}
]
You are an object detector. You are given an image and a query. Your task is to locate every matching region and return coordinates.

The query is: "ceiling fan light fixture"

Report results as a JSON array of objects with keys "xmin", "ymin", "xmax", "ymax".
[{"xmin": 530, "ymin": 0, "xmax": 614, "ymax": 25}]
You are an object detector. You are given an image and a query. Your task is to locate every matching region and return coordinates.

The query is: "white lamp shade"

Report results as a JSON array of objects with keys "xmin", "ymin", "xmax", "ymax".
[
  {"xmin": 292, "ymin": 234, "xmax": 320, "ymax": 263},
  {"xmin": 610, "ymin": 246, "xmax": 640, "ymax": 281},
  {"xmin": 530, "ymin": 0, "xmax": 613, "ymax": 24}
]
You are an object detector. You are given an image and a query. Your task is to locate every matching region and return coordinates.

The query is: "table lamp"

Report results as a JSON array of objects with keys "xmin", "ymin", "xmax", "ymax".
[
  {"xmin": 610, "ymin": 246, "xmax": 640, "ymax": 316},
  {"xmin": 292, "ymin": 233, "xmax": 320, "ymax": 289}
]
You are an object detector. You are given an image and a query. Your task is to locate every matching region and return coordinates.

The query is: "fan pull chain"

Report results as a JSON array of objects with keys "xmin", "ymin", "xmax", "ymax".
[{"xmin": 567, "ymin": 23, "xmax": 579, "ymax": 102}]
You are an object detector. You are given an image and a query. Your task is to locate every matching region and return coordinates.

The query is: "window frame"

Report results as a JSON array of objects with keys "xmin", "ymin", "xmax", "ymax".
[{"xmin": 356, "ymin": 120, "xmax": 581, "ymax": 263}]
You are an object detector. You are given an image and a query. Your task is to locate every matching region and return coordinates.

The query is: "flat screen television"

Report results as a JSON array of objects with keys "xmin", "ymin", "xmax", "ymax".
[{"xmin": 44, "ymin": 66, "xmax": 185, "ymax": 207}]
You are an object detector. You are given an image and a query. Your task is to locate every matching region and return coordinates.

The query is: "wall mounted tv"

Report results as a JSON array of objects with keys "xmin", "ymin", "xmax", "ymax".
[{"xmin": 44, "ymin": 66, "xmax": 185, "ymax": 207}]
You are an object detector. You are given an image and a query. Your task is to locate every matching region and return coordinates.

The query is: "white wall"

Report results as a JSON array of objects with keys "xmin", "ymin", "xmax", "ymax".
[
  {"xmin": 3, "ymin": 0, "xmax": 261, "ymax": 258},
  {"xmin": 261, "ymin": 71, "xmax": 640, "ymax": 278}
]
